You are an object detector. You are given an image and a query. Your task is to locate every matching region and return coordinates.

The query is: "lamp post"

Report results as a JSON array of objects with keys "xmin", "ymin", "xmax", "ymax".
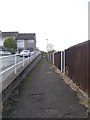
[{"xmin": 46, "ymin": 39, "xmax": 48, "ymax": 52}]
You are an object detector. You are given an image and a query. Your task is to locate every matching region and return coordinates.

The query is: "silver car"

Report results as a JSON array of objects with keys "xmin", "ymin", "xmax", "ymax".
[{"xmin": 20, "ymin": 50, "xmax": 31, "ymax": 57}]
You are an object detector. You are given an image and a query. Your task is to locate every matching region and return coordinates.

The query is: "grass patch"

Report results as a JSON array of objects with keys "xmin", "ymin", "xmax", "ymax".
[
  {"xmin": 22, "ymin": 74, "xmax": 32, "ymax": 93},
  {"xmin": 88, "ymin": 99, "xmax": 90, "ymax": 113}
]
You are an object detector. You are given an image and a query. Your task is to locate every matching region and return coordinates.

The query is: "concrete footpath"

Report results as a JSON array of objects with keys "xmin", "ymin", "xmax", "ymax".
[{"xmin": 2, "ymin": 58, "xmax": 88, "ymax": 118}]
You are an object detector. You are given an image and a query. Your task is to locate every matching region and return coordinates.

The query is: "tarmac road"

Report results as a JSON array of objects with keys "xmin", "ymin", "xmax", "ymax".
[
  {"xmin": 0, "ymin": 55, "xmax": 25, "ymax": 72},
  {"xmin": 2, "ymin": 58, "xmax": 88, "ymax": 118}
]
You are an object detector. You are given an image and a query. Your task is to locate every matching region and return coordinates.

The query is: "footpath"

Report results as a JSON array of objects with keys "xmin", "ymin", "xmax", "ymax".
[{"xmin": 3, "ymin": 58, "xmax": 88, "ymax": 118}]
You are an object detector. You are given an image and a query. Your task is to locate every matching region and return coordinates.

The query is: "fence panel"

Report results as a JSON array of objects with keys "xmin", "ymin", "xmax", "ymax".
[
  {"xmin": 51, "ymin": 54, "xmax": 53, "ymax": 64},
  {"xmin": 47, "ymin": 41, "xmax": 89, "ymax": 95},
  {"xmin": 65, "ymin": 41, "xmax": 89, "ymax": 95},
  {"xmin": 54, "ymin": 52, "xmax": 61, "ymax": 70}
]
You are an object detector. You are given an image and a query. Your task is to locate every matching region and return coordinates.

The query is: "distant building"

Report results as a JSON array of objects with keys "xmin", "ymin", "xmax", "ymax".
[
  {"xmin": 0, "ymin": 31, "xmax": 18, "ymax": 47},
  {"xmin": 16, "ymin": 33, "xmax": 36, "ymax": 51},
  {"xmin": 0, "ymin": 32, "xmax": 36, "ymax": 51}
]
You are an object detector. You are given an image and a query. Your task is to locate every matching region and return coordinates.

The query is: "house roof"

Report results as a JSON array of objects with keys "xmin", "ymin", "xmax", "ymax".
[
  {"xmin": 2, "ymin": 32, "xmax": 18, "ymax": 38},
  {"xmin": 16, "ymin": 33, "xmax": 36, "ymax": 40}
]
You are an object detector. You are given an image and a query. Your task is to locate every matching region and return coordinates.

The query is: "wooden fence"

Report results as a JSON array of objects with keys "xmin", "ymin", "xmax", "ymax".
[
  {"xmin": 65, "ymin": 41, "xmax": 89, "ymax": 95},
  {"xmin": 48, "ymin": 40, "xmax": 89, "ymax": 96},
  {"xmin": 54, "ymin": 52, "xmax": 61, "ymax": 70}
]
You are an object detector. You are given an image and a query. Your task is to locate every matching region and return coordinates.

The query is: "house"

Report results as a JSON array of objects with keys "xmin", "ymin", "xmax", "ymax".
[
  {"xmin": 0, "ymin": 31, "xmax": 18, "ymax": 47},
  {"xmin": 15, "ymin": 33, "xmax": 36, "ymax": 51},
  {"xmin": 0, "ymin": 31, "xmax": 36, "ymax": 51}
]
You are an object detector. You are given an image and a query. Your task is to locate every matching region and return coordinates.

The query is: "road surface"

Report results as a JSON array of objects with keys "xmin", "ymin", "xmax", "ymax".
[{"xmin": 0, "ymin": 55, "xmax": 26, "ymax": 72}]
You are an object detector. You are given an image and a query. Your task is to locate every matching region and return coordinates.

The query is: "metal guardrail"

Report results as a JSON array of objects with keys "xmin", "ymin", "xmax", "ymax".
[
  {"xmin": 0, "ymin": 51, "xmax": 40, "ymax": 74},
  {"xmin": 0, "ymin": 54, "xmax": 15, "ymax": 59},
  {"xmin": 0, "ymin": 51, "xmax": 41, "ymax": 92}
]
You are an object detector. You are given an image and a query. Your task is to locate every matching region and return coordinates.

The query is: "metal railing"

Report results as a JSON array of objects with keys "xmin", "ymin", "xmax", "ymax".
[
  {"xmin": 0, "ymin": 51, "xmax": 41, "ymax": 91},
  {"xmin": 0, "ymin": 51, "xmax": 40, "ymax": 75}
]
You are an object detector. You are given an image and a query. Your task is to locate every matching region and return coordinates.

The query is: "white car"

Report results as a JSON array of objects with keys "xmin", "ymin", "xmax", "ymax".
[
  {"xmin": 20, "ymin": 50, "xmax": 31, "ymax": 57},
  {"xmin": 30, "ymin": 51, "xmax": 35, "ymax": 56}
]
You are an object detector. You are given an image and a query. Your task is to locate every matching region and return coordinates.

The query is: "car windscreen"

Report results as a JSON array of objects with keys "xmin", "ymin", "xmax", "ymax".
[{"xmin": 23, "ymin": 51, "xmax": 28, "ymax": 53}]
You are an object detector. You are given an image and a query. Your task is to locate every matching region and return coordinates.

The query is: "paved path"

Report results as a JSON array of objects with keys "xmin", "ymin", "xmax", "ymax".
[{"xmin": 3, "ymin": 58, "xmax": 88, "ymax": 118}]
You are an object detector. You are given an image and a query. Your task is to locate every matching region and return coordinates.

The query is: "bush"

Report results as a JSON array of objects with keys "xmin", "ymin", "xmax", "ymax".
[
  {"xmin": 4, "ymin": 37, "xmax": 17, "ymax": 54},
  {"xmin": 10, "ymin": 48, "xmax": 16, "ymax": 54}
]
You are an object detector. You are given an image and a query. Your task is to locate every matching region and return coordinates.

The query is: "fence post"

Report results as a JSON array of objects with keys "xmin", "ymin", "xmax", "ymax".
[
  {"xmin": 61, "ymin": 51, "xmax": 62, "ymax": 72},
  {"xmin": 23, "ymin": 54, "xmax": 24, "ymax": 66},
  {"xmin": 15, "ymin": 54, "xmax": 17, "ymax": 74},
  {"xmin": 63, "ymin": 50, "xmax": 65, "ymax": 74},
  {"xmin": 53, "ymin": 53, "xmax": 54, "ymax": 64}
]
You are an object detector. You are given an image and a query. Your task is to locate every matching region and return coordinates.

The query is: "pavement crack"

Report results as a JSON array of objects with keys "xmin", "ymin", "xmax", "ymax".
[
  {"xmin": 62, "ymin": 109, "xmax": 87, "ymax": 118},
  {"xmin": 28, "ymin": 92, "xmax": 45, "ymax": 97},
  {"xmin": 28, "ymin": 92, "xmax": 45, "ymax": 103},
  {"xmin": 41, "ymin": 107, "xmax": 58, "ymax": 116}
]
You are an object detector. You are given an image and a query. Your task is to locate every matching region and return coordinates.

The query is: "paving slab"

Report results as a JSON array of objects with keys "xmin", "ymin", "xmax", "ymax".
[{"xmin": 2, "ymin": 58, "xmax": 88, "ymax": 118}]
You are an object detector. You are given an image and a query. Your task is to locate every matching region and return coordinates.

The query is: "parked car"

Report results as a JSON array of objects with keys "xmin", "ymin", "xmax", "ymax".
[
  {"xmin": 20, "ymin": 50, "xmax": 31, "ymax": 57},
  {"xmin": 0, "ymin": 50, "xmax": 11, "ymax": 56},
  {"xmin": 30, "ymin": 51, "xmax": 35, "ymax": 56}
]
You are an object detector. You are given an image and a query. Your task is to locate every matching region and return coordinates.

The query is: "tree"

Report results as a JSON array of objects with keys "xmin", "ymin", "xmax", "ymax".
[
  {"xmin": 47, "ymin": 44, "xmax": 54, "ymax": 52},
  {"xmin": 4, "ymin": 37, "xmax": 17, "ymax": 54}
]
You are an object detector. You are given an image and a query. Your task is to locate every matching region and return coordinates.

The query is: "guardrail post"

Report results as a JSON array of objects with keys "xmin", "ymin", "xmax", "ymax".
[
  {"xmin": 23, "ymin": 54, "xmax": 24, "ymax": 66},
  {"xmin": 15, "ymin": 54, "xmax": 17, "ymax": 74}
]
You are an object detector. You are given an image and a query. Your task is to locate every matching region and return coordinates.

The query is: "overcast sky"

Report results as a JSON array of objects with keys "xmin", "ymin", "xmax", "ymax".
[{"xmin": 0, "ymin": 0, "xmax": 88, "ymax": 51}]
